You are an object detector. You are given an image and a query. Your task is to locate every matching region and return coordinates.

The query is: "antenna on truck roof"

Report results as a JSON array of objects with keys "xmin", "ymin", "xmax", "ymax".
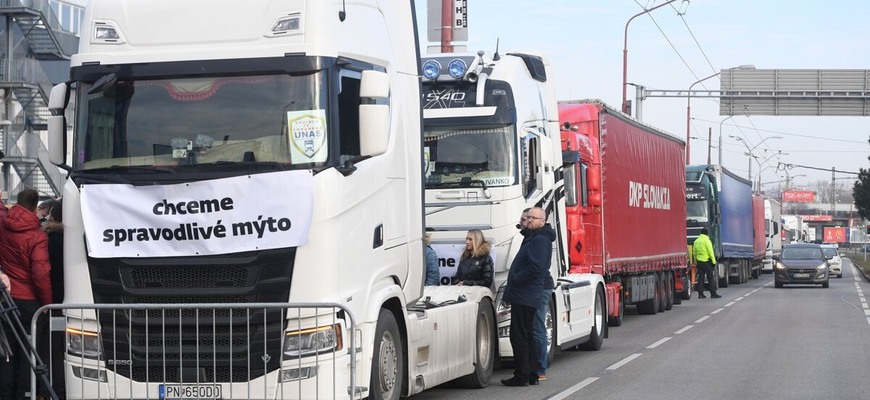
[{"xmin": 493, "ymin": 38, "xmax": 500, "ymax": 61}]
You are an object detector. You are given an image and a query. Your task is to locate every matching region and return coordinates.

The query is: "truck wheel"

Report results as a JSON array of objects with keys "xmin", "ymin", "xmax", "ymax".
[
  {"xmin": 679, "ymin": 274, "xmax": 692, "ymax": 301},
  {"xmin": 637, "ymin": 275, "xmax": 659, "ymax": 315},
  {"xmin": 456, "ymin": 299, "xmax": 496, "ymax": 388},
  {"xmin": 579, "ymin": 286, "xmax": 605, "ymax": 351},
  {"xmin": 608, "ymin": 288, "xmax": 624, "ymax": 327},
  {"xmin": 371, "ymin": 309, "xmax": 403, "ymax": 400},
  {"xmin": 664, "ymin": 273, "xmax": 674, "ymax": 310},
  {"xmin": 656, "ymin": 273, "xmax": 667, "ymax": 313},
  {"xmin": 545, "ymin": 296, "xmax": 556, "ymax": 364}
]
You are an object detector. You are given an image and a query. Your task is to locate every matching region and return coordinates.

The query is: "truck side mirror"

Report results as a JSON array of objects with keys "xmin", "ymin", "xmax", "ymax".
[
  {"xmin": 359, "ymin": 70, "xmax": 390, "ymax": 157},
  {"xmin": 586, "ymin": 166, "xmax": 601, "ymax": 207},
  {"xmin": 48, "ymin": 83, "xmax": 70, "ymax": 167}
]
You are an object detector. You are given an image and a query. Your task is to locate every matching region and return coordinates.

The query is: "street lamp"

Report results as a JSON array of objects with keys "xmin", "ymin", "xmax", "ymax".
[
  {"xmin": 717, "ymin": 115, "xmax": 735, "ymax": 165},
  {"xmin": 733, "ymin": 135, "xmax": 783, "ymax": 181},
  {"xmin": 622, "ymin": 0, "xmax": 676, "ymax": 115},
  {"xmin": 686, "ymin": 65, "xmax": 754, "ymax": 165},
  {"xmin": 686, "ymin": 71, "xmax": 719, "ymax": 164}
]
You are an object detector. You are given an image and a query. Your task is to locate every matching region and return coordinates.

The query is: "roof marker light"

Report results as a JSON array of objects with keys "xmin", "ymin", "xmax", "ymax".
[
  {"xmin": 94, "ymin": 25, "xmax": 119, "ymax": 40},
  {"xmin": 272, "ymin": 15, "xmax": 301, "ymax": 33},
  {"xmin": 422, "ymin": 60, "xmax": 442, "ymax": 80},
  {"xmin": 447, "ymin": 59, "xmax": 467, "ymax": 79}
]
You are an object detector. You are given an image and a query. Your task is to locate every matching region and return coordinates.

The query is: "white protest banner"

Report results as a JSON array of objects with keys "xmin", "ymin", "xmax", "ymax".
[{"xmin": 81, "ymin": 170, "xmax": 313, "ymax": 258}]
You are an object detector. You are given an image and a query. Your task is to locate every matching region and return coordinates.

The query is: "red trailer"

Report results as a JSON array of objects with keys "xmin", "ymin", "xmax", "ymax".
[{"xmin": 560, "ymin": 99, "xmax": 688, "ymax": 325}]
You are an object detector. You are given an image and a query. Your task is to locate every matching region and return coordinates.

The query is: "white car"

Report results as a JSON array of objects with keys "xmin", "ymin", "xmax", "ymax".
[{"xmin": 821, "ymin": 245, "xmax": 842, "ymax": 278}]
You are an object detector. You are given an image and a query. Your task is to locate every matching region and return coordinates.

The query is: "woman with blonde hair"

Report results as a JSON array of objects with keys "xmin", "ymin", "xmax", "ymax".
[{"xmin": 452, "ymin": 229, "xmax": 494, "ymax": 290}]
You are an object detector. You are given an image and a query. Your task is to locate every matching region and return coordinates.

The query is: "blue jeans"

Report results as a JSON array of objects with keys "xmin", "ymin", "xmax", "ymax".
[{"xmin": 532, "ymin": 290, "xmax": 550, "ymax": 375}]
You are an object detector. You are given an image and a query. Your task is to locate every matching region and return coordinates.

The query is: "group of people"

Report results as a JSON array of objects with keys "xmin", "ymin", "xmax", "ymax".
[
  {"xmin": 0, "ymin": 188, "xmax": 64, "ymax": 400},
  {"xmin": 423, "ymin": 207, "xmax": 556, "ymax": 387}
]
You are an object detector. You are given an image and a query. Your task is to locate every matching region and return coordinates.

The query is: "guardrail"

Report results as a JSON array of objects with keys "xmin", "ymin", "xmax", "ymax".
[{"xmin": 30, "ymin": 302, "xmax": 359, "ymax": 400}]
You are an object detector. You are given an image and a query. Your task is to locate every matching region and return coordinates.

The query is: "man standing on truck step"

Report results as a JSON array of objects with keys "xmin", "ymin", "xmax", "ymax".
[
  {"xmin": 502, "ymin": 207, "xmax": 554, "ymax": 386},
  {"xmin": 693, "ymin": 227, "xmax": 721, "ymax": 299}
]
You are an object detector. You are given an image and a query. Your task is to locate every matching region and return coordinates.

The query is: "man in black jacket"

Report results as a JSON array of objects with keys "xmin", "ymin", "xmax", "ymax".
[{"xmin": 501, "ymin": 207, "xmax": 555, "ymax": 387}]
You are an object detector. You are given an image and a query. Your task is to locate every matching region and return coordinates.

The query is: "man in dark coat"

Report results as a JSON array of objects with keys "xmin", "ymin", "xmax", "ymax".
[{"xmin": 501, "ymin": 207, "xmax": 554, "ymax": 387}]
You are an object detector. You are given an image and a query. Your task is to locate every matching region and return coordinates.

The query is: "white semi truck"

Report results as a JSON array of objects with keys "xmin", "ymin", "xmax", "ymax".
[
  {"xmin": 46, "ymin": 1, "xmax": 503, "ymax": 399},
  {"xmin": 761, "ymin": 198, "xmax": 782, "ymax": 273},
  {"xmin": 420, "ymin": 51, "xmax": 607, "ymax": 362}
]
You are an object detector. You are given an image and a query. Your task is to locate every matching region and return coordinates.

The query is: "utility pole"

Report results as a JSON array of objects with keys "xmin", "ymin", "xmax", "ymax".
[{"xmin": 831, "ymin": 167, "xmax": 836, "ymax": 217}]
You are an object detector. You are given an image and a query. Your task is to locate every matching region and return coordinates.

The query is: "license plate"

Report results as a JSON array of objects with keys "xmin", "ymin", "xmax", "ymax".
[
  {"xmin": 793, "ymin": 273, "xmax": 810, "ymax": 278},
  {"xmin": 159, "ymin": 384, "xmax": 222, "ymax": 399}
]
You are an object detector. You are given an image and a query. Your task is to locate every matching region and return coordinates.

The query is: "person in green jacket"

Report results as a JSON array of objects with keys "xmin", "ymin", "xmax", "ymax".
[{"xmin": 693, "ymin": 228, "xmax": 721, "ymax": 298}]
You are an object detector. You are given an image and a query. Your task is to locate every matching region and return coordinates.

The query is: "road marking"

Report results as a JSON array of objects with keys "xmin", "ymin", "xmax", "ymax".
[
  {"xmin": 724, "ymin": 301, "xmax": 735, "ymax": 307},
  {"xmin": 711, "ymin": 308, "xmax": 724, "ymax": 314},
  {"xmin": 694, "ymin": 316, "xmax": 710, "ymax": 324},
  {"xmin": 735, "ymin": 296, "xmax": 744, "ymax": 302},
  {"xmin": 647, "ymin": 337, "xmax": 671, "ymax": 349},
  {"xmin": 675, "ymin": 325, "xmax": 694, "ymax": 334},
  {"xmin": 606, "ymin": 353, "xmax": 642, "ymax": 370},
  {"xmin": 547, "ymin": 377, "xmax": 599, "ymax": 400}
]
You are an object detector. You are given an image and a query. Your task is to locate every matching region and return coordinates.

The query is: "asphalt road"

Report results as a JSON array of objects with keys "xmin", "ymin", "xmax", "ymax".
[{"xmin": 415, "ymin": 258, "xmax": 870, "ymax": 400}]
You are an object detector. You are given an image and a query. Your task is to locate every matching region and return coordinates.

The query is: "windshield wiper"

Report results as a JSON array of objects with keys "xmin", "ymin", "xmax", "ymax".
[
  {"xmin": 426, "ymin": 178, "xmax": 492, "ymax": 198},
  {"xmin": 100, "ymin": 165, "xmax": 176, "ymax": 174}
]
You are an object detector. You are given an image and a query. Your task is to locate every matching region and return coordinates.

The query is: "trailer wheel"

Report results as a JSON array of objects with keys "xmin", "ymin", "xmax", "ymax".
[
  {"xmin": 678, "ymin": 273, "xmax": 692, "ymax": 301},
  {"xmin": 664, "ymin": 273, "xmax": 674, "ymax": 310},
  {"xmin": 636, "ymin": 275, "xmax": 659, "ymax": 315},
  {"xmin": 656, "ymin": 273, "xmax": 667, "ymax": 313},
  {"xmin": 579, "ymin": 286, "xmax": 605, "ymax": 351},
  {"xmin": 456, "ymin": 298, "xmax": 496, "ymax": 388},
  {"xmin": 608, "ymin": 287, "xmax": 624, "ymax": 327},
  {"xmin": 371, "ymin": 309, "xmax": 403, "ymax": 400}
]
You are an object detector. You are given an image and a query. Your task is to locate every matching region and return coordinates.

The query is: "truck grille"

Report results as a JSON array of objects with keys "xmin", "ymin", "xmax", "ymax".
[{"xmin": 86, "ymin": 249, "xmax": 295, "ymax": 383}]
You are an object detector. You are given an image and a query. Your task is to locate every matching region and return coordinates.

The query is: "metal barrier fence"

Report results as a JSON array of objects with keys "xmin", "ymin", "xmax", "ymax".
[{"xmin": 29, "ymin": 303, "xmax": 358, "ymax": 400}]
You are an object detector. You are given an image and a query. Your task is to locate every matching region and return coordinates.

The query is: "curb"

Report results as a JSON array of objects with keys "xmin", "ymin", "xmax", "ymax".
[{"xmin": 845, "ymin": 256, "xmax": 870, "ymax": 283}]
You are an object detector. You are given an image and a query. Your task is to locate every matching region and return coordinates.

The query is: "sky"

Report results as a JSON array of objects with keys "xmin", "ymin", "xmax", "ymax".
[{"xmin": 415, "ymin": 0, "xmax": 870, "ymax": 192}]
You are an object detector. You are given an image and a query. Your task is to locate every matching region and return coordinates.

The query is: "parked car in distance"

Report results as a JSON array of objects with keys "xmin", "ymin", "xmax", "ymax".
[
  {"xmin": 820, "ymin": 244, "xmax": 842, "ymax": 278},
  {"xmin": 774, "ymin": 243, "xmax": 830, "ymax": 288}
]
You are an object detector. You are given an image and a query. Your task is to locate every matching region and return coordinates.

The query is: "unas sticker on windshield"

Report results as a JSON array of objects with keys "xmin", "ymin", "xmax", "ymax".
[{"xmin": 287, "ymin": 110, "xmax": 327, "ymax": 164}]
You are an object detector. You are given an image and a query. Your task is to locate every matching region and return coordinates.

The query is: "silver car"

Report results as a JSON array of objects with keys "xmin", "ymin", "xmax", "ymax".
[
  {"xmin": 820, "ymin": 245, "xmax": 842, "ymax": 278},
  {"xmin": 774, "ymin": 243, "xmax": 830, "ymax": 288}
]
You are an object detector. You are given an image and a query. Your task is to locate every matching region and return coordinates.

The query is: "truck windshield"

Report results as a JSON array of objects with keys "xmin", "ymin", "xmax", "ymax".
[
  {"xmin": 74, "ymin": 72, "xmax": 328, "ymax": 170},
  {"xmin": 686, "ymin": 200, "xmax": 708, "ymax": 222},
  {"xmin": 423, "ymin": 125, "xmax": 517, "ymax": 188}
]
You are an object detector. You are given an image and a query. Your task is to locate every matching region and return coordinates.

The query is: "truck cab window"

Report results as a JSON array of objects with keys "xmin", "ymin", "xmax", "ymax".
[{"xmin": 338, "ymin": 71, "xmax": 361, "ymax": 160}]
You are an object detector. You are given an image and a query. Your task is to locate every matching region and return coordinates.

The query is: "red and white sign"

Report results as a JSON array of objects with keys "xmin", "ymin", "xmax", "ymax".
[
  {"xmin": 823, "ymin": 227, "xmax": 846, "ymax": 243},
  {"xmin": 800, "ymin": 215, "xmax": 833, "ymax": 222},
  {"xmin": 782, "ymin": 190, "xmax": 815, "ymax": 203}
]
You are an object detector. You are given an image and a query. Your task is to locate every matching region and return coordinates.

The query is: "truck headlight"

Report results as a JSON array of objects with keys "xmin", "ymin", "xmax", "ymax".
[
  {"xmin": 495, "ymin": 285, "xmax": 511, "ymax": 323},
  {"xmin": 67, "ymin": 328, "xmax": 101, "ymax": 358},
  {"xmin": 283, "ymin": 324, "xmax": 342, "ymax": 359}
]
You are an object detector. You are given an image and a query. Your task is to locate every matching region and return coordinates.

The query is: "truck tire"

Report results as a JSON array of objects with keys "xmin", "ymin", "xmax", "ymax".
[
  {"xmin": 637, "ymin": 275, "xmax": 659, "ymax": 315},
  {"xmin": 371, "ymin": 309, "xmax": 404, "ymax": 400},
  {"xmin": 545, "ymin": 296, "xmax": 556, "ymax": 364},
  {"xmin": 678, "ymin": 273, "xmax": 692, "ymax": 302},
  {"xmin": 719, "ymin": 264, "xmax": 729, "ymax": 288},
  {"xmin": 579, "ymin": 285, "xmax": 605, "ymax": 351},
  {"xmin": 664, "ymin": 273, "xmax": 674, "ymax": 310},
  {"xmin": 656, "ymin": 273, "xmax": 667, "ymax": 313},
  {"xmin": 456, "ymin": 299, "xmax": 496, "ymax": 388},
  {"xmin": 608, "ymin": 288, "xmax": 624, "ymax": 327}
]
